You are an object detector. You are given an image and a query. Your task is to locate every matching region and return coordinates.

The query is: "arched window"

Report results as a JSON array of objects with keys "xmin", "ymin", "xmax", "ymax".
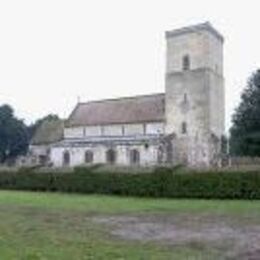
[
  {"xmin": 130, "ymin": 149, "xmax": 140, "ymax": 165},
  {"xmin": 183, "ymin": 93, "xmax": 188, "ymax": 103},
  {"xmin": 106, "ymin": 149, "xmax": 116, "ymax": 164},
  {"xmin": 85, "ymin": 150, "xmax": 93, "ymax": 163},
  {"xmin": 144, "ymin": 143, "xmax": 149, "ymax": 150},
  {"xmin": 182, "ymin": 55, "xmax": 190, "ymax": 71},
  {"xmin": 181, "ymin": 122, "xmax": 187, "ymax": 134},
  {"xmin": 157, "ymin": 146, "xmax": 164, "ymax": 164},
  {"xmin": 63, "ymin": 151, "xmax": 70, "ymax": 166},
  {"xmin": 166, "ymin": 142, "xmax": 173, "ymax": 163}
]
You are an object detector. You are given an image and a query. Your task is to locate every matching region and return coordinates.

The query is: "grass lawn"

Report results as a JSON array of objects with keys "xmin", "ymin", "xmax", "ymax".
[{"xmin": 0, "ymin": 191, "xmax": 259, "ymax": 259}]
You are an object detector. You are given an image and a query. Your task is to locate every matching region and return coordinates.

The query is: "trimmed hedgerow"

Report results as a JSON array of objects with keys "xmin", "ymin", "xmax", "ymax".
[{"xmin": 0, "ymin": 167, "xmax": 259, "ymax": 199}]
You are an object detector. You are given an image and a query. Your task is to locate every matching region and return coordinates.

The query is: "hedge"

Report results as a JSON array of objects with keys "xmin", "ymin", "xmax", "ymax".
[{"xmin": 0, "ymin": 167, "xmax": 259, "ymax": 199}]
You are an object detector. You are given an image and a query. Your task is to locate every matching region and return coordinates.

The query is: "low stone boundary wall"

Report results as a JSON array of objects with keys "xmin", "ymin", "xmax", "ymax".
[{"xmin": 231, "ymin": 157, "xmax": 260, "ymax": 165}]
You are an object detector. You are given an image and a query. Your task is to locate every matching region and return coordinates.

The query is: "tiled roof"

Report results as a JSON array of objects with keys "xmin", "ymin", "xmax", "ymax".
[
  {"xmin": 31, "ymin": 119, "xmax": 64, "ymax": 145},
  {"xmin": 66, "ymin": 93, "xmax": 165, "ymax": 127}
]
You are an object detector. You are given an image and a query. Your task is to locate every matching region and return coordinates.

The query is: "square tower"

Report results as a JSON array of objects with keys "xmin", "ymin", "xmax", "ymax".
[{"xmin": 165, "ymin": 22, "xmax": 225, "ymax": 167}]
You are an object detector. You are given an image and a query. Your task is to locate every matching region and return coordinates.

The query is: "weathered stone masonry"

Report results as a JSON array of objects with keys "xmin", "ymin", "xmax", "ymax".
[{"xmin": 30, "ymin": 22, "xmax": 225, "ymax": 168}]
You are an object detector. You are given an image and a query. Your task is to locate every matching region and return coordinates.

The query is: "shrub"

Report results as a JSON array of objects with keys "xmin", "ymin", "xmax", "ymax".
[{"xmin": 0, "ymin": 167, "xmax": 259, "ymax": 199}]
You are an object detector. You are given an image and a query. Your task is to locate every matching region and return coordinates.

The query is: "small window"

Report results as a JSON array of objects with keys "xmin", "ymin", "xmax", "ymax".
[
  {"xmin": 183, "ymin": 55, "xmax": 190, "ymax": 71},
  {"xmin": 85, "ymin": 150, "xmax": 93, "ymax": 163},
  {"xmin": 181, "ymin": 122, "xmax": 187, "ymax": 134},
  {"xmin": 130, "ymin": 149, "xmax": 140, "ymax": 165},
  {"xmin": 184, "ymin": 93, "xmax": 188, "ymax": 103},
  {"xmin": 106, "ymin": 149, "xmax": 116, "ymax": 164},
  {"xmin": 63, "ymin": 151, "xmax": 70, "ymax": 166}
]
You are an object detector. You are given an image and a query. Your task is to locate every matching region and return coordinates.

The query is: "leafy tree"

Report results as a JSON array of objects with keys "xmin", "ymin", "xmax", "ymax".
[
  {"xmin": 0, "ymin": 105, "xmax": 29, "ymax": 163},
  {"xmin": 230, "ymin": 70, "xmax": 260, "ymax": 156}
]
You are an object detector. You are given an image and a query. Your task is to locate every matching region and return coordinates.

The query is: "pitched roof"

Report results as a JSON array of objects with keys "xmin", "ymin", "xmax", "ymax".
[
  {"xmin": 31, "ymin": 119, "xmax": 64, "ymax": 145},
  {"xmin": 66, "ymin": 93, "xmax": 165, "ymax": 127}
]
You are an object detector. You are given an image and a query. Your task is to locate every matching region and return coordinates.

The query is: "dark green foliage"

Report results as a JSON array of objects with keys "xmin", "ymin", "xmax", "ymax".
[
  {"xmin": 0, "ymin": 168, "xmax": 259, "ymax": 199},
  {"xmin": 230, "ymin": 70, "xmax": 260, "ymax": 156},
  {"xmin": 0, "ymin": 104, "xmax": 60, "ymax": 162},
  {"xmin": 0, "ymin": 105, "xmax": 29, "ymax": 163}
]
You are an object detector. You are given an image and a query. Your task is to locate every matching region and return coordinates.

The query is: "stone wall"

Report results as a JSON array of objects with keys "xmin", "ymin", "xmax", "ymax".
[
  {"xmin": 50, "ymin": 143, "xmax": 160, "ymax": 167},
  {"xmin": 166, "ymin": 24, "xmax": 223, "ymax": 75},
  {"xmin": 230, "ymin": 157, "xmax": 260, "ymax": 166},
  {"xmin": 64, "ymin": 122, "xmax": 165, "ymax": 139},
  {"xmin": 165, "ymin": 69, "xmax": 211, "ymax": 137}
]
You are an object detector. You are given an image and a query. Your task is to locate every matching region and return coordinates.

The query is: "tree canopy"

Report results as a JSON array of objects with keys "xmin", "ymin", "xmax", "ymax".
[
  {"xmin": 0, "ymin": 102, "xmax": 62, "ymax": 163},
  {"xmin": 0, "ymin": 105, "xmax": 29, "ymax": 163},
  {"xmin": 230, "ymin": 70, "xmax": 260, "ymax": 156}
]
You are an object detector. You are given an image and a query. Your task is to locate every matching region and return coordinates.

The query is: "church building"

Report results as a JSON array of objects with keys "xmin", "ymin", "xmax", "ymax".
[{"xmin": 31, "ymin": 22, "xmax": 225, "ymax": 168}]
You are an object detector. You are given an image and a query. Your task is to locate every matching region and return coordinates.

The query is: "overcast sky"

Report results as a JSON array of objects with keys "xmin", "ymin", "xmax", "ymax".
[{"xmin": 0, "ymin": 0, "xmax": 259, "ymax": 132}]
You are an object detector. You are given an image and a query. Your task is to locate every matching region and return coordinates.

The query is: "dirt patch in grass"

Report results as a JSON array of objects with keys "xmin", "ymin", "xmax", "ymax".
[{"xmin": 93, "ymin": 214, "xmax": 260, "ymax": 259}]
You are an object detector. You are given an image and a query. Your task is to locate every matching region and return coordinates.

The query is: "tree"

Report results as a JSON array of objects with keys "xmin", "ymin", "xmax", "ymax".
[
  {"xmin": 0, "ymin": 105, "xmax": 29, "ymax": 163},
  {"xmin": 230, "ymin": 70, "xmax": 260, "ymax": 156}
]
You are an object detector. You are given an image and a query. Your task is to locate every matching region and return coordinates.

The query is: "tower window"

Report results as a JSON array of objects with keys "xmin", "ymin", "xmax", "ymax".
[
  {"xmin": 181, "ymin": 122, "xmax": 187, "ymax": 134},
  {"xmin": 182, "ymin": 55, "xmax": 190, "ymax": 71},
  {"xmin": 184, "ymin": 93, "xmax": 188, "ymax": 103}
]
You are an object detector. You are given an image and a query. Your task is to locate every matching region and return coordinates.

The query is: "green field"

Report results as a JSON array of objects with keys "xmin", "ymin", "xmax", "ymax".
[{"xmin": 0, "ymin": 191, "xmax": 259, "ymax": 259}]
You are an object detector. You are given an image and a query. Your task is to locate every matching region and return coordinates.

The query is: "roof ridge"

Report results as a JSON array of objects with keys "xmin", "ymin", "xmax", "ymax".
[
  {"xmin": 78, "ymin": 92, "xmax": 165, "ymax": 106},
  {"xmin": 66, "ymin": 92, "xmax": 165, "ymax": 127}
]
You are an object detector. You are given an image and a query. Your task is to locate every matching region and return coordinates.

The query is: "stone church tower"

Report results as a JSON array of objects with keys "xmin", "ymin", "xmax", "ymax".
[{"xmin": 165, "ymin": 22, "xmax": 225, "ymax": 167}]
